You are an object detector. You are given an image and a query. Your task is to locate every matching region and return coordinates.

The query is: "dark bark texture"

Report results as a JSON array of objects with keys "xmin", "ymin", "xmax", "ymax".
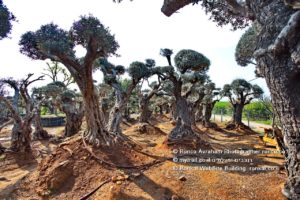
[
  {"xmin": 139, "ymin": 97, "xmax": 152, "ymax": 123},
  {"xmin": 32, "ymin": 107, "xmax": 49, "ymax": 140},
  {"xmin": 250, "ymin": 1, "xmax": 300, "ymax": 198},
  {"xmin": 161, "ymin": 0, "xmax": 300, "ymax": 197},
  {"xmin": 61, "ymin": 101, "xmax": 84, "ymax": 137},
  {"xmin": 169, "ymin": 96, "xmax": 197, "ymax": 142}
]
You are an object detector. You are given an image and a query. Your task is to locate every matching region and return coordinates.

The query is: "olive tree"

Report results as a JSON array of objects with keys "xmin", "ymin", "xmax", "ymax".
[
  {"xmin": 198, "ymin": 82, "xmax": 222, "ymax": 127},
  {"xmin": 0, "ymin": 0, "xmax": 15, "ymax": 40},
  {"xmin": 31, "ymin": 87, "xmax": 50, "ymax": 140},
  {"xmin": 138, "ymin": 79, "xmax": 162, "ymax": 123},
  {"xmin": 98, "ymin": 58, "xmax": 156, "ymax": 134},
  {"xmin": 158, "ymin": 1, "xmax": 300, "ymax": 197},
  {"xmin": 19, "ymin": 15, "xmax": 120, "ymax": 146},
  {"xmin": 0, "ymin": 74, "xmax": 44, "ymax": 152},
  {"xmin": 235, "ymin": 26, "xmax": 257, "ymax": 67},
  {"xmin": 59, "ymin": 90, "xmax": 84, "ymax": 137},
  {"xmin": 158, "ymin": 48, "xmax": 210, "ymax": 143},
  {"xmin": 222, "ymin": 79, "xmax": 263, "ymax": 128}
]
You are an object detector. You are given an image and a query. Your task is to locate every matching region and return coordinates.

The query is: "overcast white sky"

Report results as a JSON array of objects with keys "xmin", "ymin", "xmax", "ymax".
[{"xmin": 0, "ymin": 0, "xmax": 269, "ymax": 95}]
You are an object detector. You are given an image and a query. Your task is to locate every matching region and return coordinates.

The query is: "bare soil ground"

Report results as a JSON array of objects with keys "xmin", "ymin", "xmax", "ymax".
[{"xmin": 0, "ymin": 115, "xmax": 286, "ymax": 200}]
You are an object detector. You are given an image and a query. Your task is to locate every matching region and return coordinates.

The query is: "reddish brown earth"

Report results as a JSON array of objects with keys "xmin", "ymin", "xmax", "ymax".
[{"xmin": 0, "ymin": 115, "xmax": 286, "ymax": 200}]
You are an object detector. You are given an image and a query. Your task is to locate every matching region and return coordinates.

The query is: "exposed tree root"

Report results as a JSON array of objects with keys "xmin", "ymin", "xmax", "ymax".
[
  {"xmin": 80, "ymin": 178, "xmax": 111, "ymax": 200},
  {"xmin": 82, "ymin": 133, "xmax": 168, "ymax": 170}
]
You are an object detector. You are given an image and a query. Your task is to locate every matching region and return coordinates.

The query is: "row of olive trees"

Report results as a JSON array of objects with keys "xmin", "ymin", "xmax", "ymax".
[{"xmin": 155, "ymin": 0, "xmax": 300, "ymax": 198}]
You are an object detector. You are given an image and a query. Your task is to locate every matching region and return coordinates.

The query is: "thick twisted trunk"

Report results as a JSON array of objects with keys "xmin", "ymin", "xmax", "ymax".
[
  {"xmin": 82, "ymin": 89, "xmax": 112, "ymax": 146},
  {"xmin": 232, "ymin": 103, "xmax": 244, "ymax": 125},
  {"xmin": 201, "ymin": 103, "xmax": 215, "ymax": 128},
  {"xmin": 11, "ymin": 121, "xmax": 32, "ymax": 152},
  {"xmin": 107, "ymin": 101, "xmax": 125, "ymax": 134},
  {"xmin": 0, "ymin": 96, "xmax": 34, "ymax": 152},
  {"xmin": 139, "ymin": 98, "xmax": 151, "ymax": 123},
  {"xmin": 259, "ymin": 56, "xmax": 300, "ymax": 199},
  {"xmin": 33, "ymin": 107, "xmax": 49, "ymax": 140},
  {"xmin": 168, "ymin": 96, "xmax": 198, "ymax": 142},
  {"xmin": 61, "ymin": 103, "xmax": 84, "ymax": 137},
  {"xmin": 251, "ymin": 1, "xmax": 300, "ymax": 198},
  {"xmin": 107, "ymin": 82, "xmax": 136, "ymax": 134}
]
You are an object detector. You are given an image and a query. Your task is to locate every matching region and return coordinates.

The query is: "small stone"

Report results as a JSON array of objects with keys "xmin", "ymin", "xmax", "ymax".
[
  {"xmin": 132, "ymin": 172, "xmax": 141, "ymax": 177},
  {"xmin": 179, "ymin": 176, "xmax": 187, "ymax": 181},
  {"xmin": 111, "ymin": 175, "xmax": 118, "ymax": 182},
  {"xmin": 171, "ymin": 194, "xmax": 180, "ymax": 200},
  {"xmin": 116, "ymin": 181, "xmax": 122, "ymax": 185},
  {"xmin": 124, "ymin": 175, "xmax": 129, "ymax": 180}
]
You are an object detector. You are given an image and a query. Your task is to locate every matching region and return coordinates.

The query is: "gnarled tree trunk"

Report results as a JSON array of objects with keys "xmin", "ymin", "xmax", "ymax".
[
  {"xmin": 11, "ymin": 120, "xmax": 32, "ymax": 152},
  {"xmin": 32, "ymin": 107, "xmax": 49, "ymax": 140},
  {"xmin": 231, "ymin": 103, "xmax": 244, "ymax": 126},
  {"xmin": 201, "ymin": 101, "xmax": 217, "ymax": 128},
  {"xmin": 168, "ymin": 96, "xmax": 198, "ymax": 142},
  {"xmin": 61, "ymin": 102, "xmax": 84, "ymax": 137},
  {"xmin": 139, "ymin": 97, "xmax": 152, "ymax": 123},
  {"xmin": 82, "ymin": 88, "xmax": 112, "ymax": 146},
  {"xmin": 251, "ymin": 1, "xmax": 300, "ymax": 198},
  {"xmin": 107, "ymin": 100, "xmax": 125, "ymax": 134},
  {"xmin": 107, "ymin": 82, "xmax": 136, "ymax": 134}
]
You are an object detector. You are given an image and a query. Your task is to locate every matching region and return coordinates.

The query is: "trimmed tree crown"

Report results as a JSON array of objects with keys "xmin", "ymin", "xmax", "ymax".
[
  {"xmin": 235, "ymin": 26, "xmax": 257, "ymax": 66},
  {"xmin": 174, "ymin": 49, "xmax": 210, "ymax": 73},
  {"xmin": 222, "ymin": 78, "xmax": 264, "ymax": 103},
  {"xmin": 19, "ymin": 15, "xmax": 119, "ymax": 62}
]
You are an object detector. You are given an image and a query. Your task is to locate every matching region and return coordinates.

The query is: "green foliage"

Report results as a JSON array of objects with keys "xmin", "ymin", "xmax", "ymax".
[
  {"xmin": 40, "ymin": 106, "xmax": 48, "ymax": 115},
  {"xmin": 19, "ymin": 24, "xmax": 74, "ymax": 60},
  {"xmin": 252, "ymin": 84, "xmax": 264, "ymax": 97},
  {"xmin": 160, "ymin": 48, "xmax": 173, "ymax": 57},
  {"xmin": 115, "ymin": 65, "xmax": 125, "ymax": 75},
  {"xmin": 213, "ymin": 101, "xmax": 232, "ymax": 115},
  {"xmin": 222, "ymin": 78, "xmax": 264, "ymax": 106},
  {"xmin": 244, "ymin": 101, "xmax": 273, "ymax": 121},
  {"xmin": 181, "ymin": 72, "xmax": 207, "ymax": 84},
  {"xmin": 145, "ymin": 59, "xmax": 156, "ymax": 68},
  {"xmin": 19, "ymin": 15, "xmax": 118, "ymax": 61},
  {"xmin": 174, "ymin": 49, "xmax": 210, "ymax": 73},
  {"xmin": 128, "ymin": 61, "xmax": 151, "ymax": 80},
  {"xmin": 235, "ymin": 26, "xmax": 257, "ymax": 66},
  {"xmin": 0, "ymin": 0, "xmax": 15, "ymax": 40},
  {"xmin": 231, "ymin": 79, "xmax": 252, "ymax": 95},
  {"xmin": 70, "ymin": 15, "xmax": 119, "ymax": 56}
]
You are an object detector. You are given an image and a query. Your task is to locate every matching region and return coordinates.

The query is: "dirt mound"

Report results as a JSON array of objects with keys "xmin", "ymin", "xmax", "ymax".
[{"xmin": 8, "ymin": 135, "xmax": 158, "ymax": 200}]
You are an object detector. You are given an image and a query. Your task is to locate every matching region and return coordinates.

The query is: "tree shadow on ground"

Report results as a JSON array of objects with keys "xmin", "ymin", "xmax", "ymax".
[{"xmin": 130, "ymin": 172, "xmax": 184, "ymax": 200}]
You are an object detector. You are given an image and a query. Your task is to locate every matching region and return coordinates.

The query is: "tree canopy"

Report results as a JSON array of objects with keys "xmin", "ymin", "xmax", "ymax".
[{"xmin": 0, "ymin": 0, "xmax": 15, "ymax": 40}]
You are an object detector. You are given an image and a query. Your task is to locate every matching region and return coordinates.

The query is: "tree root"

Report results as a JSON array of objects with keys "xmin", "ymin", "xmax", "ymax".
[
  {"xmin": 81, "ymin": 133, "xmax": 168, "ymax": 170},
  {"xmin": 80, "ymin": 178, "xmax": 111, "ymax": 200}
]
